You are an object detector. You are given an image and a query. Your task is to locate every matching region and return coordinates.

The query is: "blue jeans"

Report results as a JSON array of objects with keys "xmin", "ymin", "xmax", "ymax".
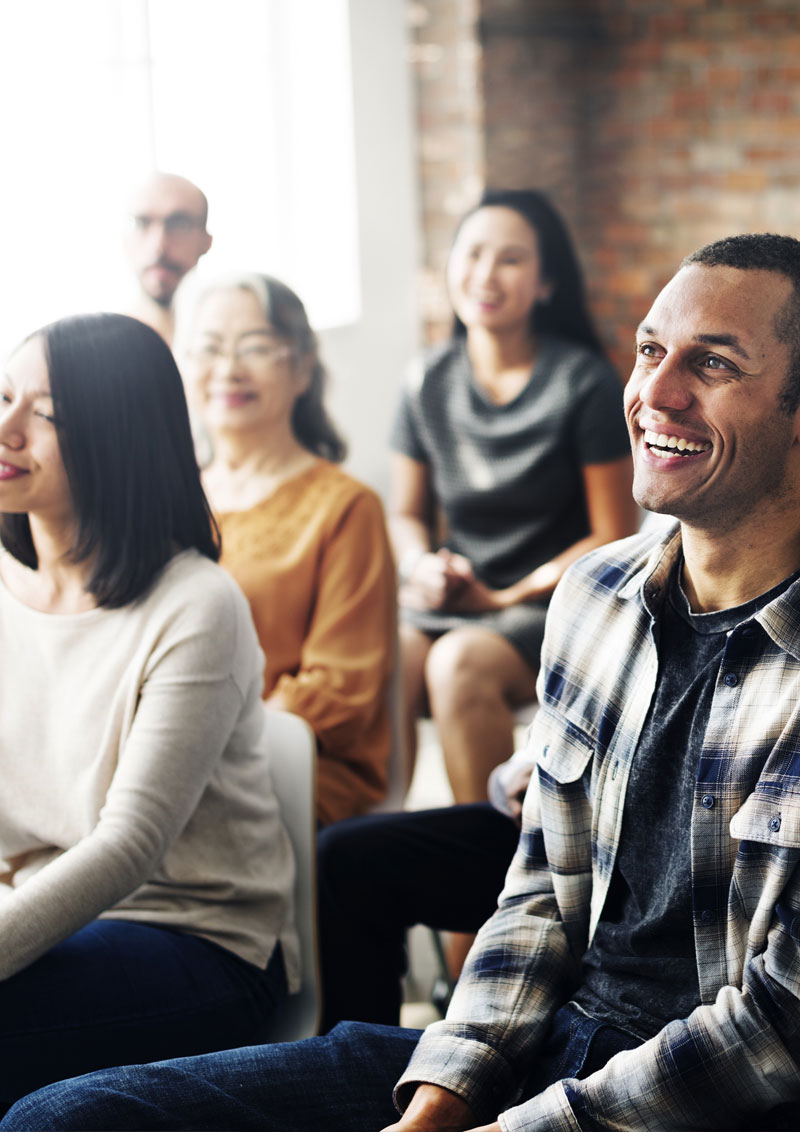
[
  {"xmin": 1, "ymin": 1006, "xmax": 641, "ymax": 1131},
  {"xmin": 0, "ymin": 919, "xmax": 286, "ymax": 1118}
]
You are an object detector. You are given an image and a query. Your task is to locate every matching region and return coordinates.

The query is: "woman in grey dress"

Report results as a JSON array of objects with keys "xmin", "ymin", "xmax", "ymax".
[{"xmin": 391, "ymin": 189, "xmax": 638, "ymax": 802}]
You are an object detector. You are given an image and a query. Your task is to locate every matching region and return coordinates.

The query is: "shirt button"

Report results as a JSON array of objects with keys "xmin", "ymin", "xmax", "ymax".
[
  {"xmin": 701, "ymin": 794, "xmax": 715, "ymax": 809},
  {"xmin": 724, "ymin": 672, "xmax": 738, "ymax": 687},
  {"xmin": 701, "ymin": 909, "xmax": 713, "ymax": 922},
  {"xmin": 769, "ymin": 815, "xmax": 782, "ymax": 833}
]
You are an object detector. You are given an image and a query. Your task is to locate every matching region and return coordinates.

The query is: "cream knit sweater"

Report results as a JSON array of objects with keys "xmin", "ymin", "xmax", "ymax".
[{"xmin": 0, "ymin": 549, "xmax": 299, "ymax": 989}]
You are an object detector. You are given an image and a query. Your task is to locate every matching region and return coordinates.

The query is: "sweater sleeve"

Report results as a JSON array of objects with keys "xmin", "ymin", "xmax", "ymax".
[
  {"xmin": 272, "ymin": 489, "xmax": 397, "ymax": 819},
  {"xmin": 0, "ymin": 579, "xmax": 254, "ymax": 982}
]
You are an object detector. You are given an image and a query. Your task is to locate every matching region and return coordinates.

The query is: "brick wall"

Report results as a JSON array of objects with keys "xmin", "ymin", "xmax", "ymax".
[{"xmin": 408, "ymin": 0, "xmax": 800, "ymax": 377}]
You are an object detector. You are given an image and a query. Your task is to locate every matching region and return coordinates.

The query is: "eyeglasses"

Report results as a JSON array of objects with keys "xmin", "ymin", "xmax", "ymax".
[
  {"xmin": 130, "ymin": 212, "xmax": 207, "ymax": 237},
  {"xmin": 189, "ymin": 341, "xmax": 292, "ymax": 368}
]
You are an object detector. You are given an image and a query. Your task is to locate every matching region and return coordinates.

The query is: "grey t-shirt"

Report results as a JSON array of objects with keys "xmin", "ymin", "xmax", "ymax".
[{"xmin": 391, "ymin": 335, "xmax": 630, "ymax": 591}]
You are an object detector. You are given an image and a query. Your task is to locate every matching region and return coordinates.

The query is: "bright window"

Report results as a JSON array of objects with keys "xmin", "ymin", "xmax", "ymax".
[{"xmin": 0, "ymin": 0, "xmax": 360, "ymax": 358}]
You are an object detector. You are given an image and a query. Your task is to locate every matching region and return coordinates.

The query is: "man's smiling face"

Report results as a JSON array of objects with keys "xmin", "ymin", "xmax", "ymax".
[{"xmin": 624, "ymin": 262, "xmax": 800, "ymax": 535}]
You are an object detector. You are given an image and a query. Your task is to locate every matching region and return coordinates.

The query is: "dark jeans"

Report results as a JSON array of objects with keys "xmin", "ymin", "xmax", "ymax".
[
  {"xmin": 0, "ymin": 919, "xmax": 286, "ymax": 1117},
  {"xmin": 6, "ymin": 1008, "xmax": 796, "ymax": 1132},
  {"xmin": 317, "ymin": 802, "xmax": 521, "ymax": 1029},
  {"xmin": 0, "ymin": 1007, "xmax": 641, "ymax": 1131}
]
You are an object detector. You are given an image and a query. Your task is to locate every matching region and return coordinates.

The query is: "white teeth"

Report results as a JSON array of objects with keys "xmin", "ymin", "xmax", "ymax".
[{"xmin": 643, "ymin": 429, "xmax": 710, "ymax": 454}]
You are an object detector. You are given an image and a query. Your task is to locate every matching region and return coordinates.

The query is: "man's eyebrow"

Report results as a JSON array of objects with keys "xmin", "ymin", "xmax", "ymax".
[
  {"xmin": 695, "ymin": 333, "xmax": 751, "ymax": 360},
  {"xmin": 635, "ymin": 324, "xmax": 751, "ymax": 361},
  {"xmin": 132, "ymin": 210, "xmax": 203, "ymax": 222}
]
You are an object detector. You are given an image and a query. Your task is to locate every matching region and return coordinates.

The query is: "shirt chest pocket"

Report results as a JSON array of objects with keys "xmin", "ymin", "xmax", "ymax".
[
  {"xmin": 534, "ymin": 712, "xmax": 595, "ymax": 785},
  {"xmin": 730, "ymin": 790, "xmax": 800, "ymax": 849}
]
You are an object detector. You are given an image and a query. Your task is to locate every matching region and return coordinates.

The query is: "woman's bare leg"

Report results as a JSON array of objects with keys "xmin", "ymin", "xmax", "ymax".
[{"xmin": 425, "ymin": 626, "xmax": 537, "ymax": 803}]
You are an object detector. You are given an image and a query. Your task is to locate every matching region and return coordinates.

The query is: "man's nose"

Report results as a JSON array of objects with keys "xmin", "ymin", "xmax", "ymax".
[
  {"xmin": 637, "ymin": 356, "xmax": 694, "ymax": 413},
  {"xmin": 144, "ymin": 220, "xmax": 169, "ymax": 258}
]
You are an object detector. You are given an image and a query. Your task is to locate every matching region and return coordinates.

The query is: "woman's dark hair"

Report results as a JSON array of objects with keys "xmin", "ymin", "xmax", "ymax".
[
  {"xmin": 0, "ymin": 313, "xmax": 220, "ymax": 607},
  {"xmin": 199, "ymin": 274, "xmax": 347, "ymax": 463},
  {"xmin": 450, "ymin": 188, "xmax": 605, "ymax": 355}
]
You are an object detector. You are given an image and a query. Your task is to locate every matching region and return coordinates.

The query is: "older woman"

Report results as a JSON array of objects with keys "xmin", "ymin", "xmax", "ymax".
[
  {"xmin": 0, "ymin": 314, "xmax": 297, "ymax": 1114},
  {"xmin": 182, "ymin": 275, "xmax": 396, "ymax": 825}
]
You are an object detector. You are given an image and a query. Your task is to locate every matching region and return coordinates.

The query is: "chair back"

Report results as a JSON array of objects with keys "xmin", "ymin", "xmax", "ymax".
[
  {"xmin": 261, "ymin": 709, "xmax": 320, "ymax": 1042},
  {"xmin": 372, "ymin": 631, "xmax": 409, "ymax": 812}
]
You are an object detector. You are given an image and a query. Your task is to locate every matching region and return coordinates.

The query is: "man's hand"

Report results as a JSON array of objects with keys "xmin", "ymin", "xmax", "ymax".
[
  {"xmin": 378, "ymin": 1084, "xmax": 498, "ymax": 1132},
  {"xmin": 501, "ymin": 760, "xmax": 533, "ymax": 824}
]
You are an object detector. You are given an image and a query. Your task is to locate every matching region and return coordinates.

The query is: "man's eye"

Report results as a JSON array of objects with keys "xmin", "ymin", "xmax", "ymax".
[
  {"xmin": 164, "ymin": 216, "xmax": 196, "ymax": 234},
  {"xmin": 637, "ymin": 343, "xmax": 659, "ymax": 358}
]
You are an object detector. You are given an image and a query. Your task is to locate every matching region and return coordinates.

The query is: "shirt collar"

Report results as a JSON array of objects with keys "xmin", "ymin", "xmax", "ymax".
[
  {"xmin": 617, "ymin": 522, "xmax": 683, "ymax": 616},
  {"xmin": 618, "ymin": 520, "xmax": 800, "ymax": 661}
]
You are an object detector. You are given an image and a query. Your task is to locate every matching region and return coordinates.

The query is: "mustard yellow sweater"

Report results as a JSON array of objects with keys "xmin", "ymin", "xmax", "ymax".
[{"xmin": 217, "ymin": 462, "xmax": 397, "ymax": 826}]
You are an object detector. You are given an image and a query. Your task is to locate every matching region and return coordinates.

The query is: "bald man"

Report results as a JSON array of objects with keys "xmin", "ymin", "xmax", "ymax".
[{"xmin": 123, "ymin": 172, "xmax": 213, "ymax": 345}]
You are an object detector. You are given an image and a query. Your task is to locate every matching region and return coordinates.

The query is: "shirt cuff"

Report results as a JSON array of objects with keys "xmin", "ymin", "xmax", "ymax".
[
  {"xmin": 394, "ymin": 1030, "xmax": 517, "ymax": 1125},
  {"xmin": 499, "ymin": 1081, "xmax": 583, "ymax": 1132}
]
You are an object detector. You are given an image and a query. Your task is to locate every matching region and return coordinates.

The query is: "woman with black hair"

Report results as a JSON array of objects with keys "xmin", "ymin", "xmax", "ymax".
[
  {"xmin": 391, "ymin": 189, "xmax": 638, "ymax": 801},
  {"xmin": 0, "ymin": 314, "xmax": 298, "ymax": 1114},
  {"xmin": 182, "ymin": 274, "xmax": 396, "ymax": 827}
]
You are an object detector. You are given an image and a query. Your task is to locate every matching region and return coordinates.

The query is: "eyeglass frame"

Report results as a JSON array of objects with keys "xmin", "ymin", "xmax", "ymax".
[
  {"xmin": 187, "ymin": 337, "xmax": 294, "ymax": 368},
  {"xmin": 129, "ymin": 211, "xmax": 208, "ymax": 238}
]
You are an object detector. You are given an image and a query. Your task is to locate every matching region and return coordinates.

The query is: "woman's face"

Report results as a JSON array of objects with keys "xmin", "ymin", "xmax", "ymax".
[
  {"xmin": 0, "ymin": 337, "xmax": 73, "ymax": 526},
  {"xmin": 184, "ymin": 287, "xmax": 309, "ymax": 437},
  {"xmin": 447, "ymin": 205, "xmax": 552, "ymax": 336}
]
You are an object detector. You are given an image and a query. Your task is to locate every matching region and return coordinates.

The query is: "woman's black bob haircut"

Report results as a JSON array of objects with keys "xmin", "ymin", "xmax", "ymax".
[
  {"xmin": 0, "ymin": 313, "xmax": 220, "ymax": 607},
  {"xmin": 450, "ymin": 187, "xmax": 605, "ymax": 355}
]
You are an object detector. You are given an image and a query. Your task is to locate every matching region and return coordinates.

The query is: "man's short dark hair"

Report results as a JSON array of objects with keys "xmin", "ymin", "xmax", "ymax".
[
  {"xmin": 0, "ymin": 314, "xmax": 220, "ymax": 607},
  {"xmin": 683, "ymin": 233, "xmax": 800, "ymax": 413}
]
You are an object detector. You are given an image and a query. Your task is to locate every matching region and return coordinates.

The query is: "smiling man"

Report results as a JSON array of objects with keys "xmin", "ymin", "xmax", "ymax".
[
  {"xmin": 123, "ymin": 172, "xmax": 212, "ymax": 347},
  {"xmin": 5, "ymin": 234, "xmax": 800, "ymax": 1132}
]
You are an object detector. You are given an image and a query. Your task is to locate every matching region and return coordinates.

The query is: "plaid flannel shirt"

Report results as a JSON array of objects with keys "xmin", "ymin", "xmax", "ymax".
[{"xmin": 396, "ymin": 524, "xmax": 800, "ymax": 1130}]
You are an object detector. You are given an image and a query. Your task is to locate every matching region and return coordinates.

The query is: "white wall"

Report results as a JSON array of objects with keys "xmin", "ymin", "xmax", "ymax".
[{"xmin": 319, "ymin": 0, "xmax": 421, "ymax": 500}]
